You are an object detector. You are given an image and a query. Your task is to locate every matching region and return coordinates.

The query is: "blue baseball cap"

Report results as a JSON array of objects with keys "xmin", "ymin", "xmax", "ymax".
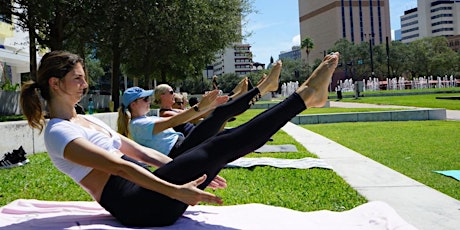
[{"xmin": 122, "ymin": 87, "xmax": 154, "ymax": 107}]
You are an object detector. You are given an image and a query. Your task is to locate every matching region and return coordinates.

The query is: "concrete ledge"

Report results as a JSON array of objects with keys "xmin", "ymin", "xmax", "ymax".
[
  {"xmin": 0, "ymin": 113, "xmax": 119, "ymax": 155},
  {"xmin": 251, "ymin": 101, "xmax": 330, "ymax": 109},
  {"xmin": 291, "ymin": 108, "xmax": 446, "ymax": 125}
]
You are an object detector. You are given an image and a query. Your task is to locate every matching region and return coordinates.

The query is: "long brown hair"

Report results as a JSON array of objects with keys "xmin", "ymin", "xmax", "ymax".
[
  {"xmin": 117, "ymin": 106, "xmax": 131, "ymax": 137},
  {"xmin": 20, "ymin": 51, "xmax": 84, "ymax": 132}
]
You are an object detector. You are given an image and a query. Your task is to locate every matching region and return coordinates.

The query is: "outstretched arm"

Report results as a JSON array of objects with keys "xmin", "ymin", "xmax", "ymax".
[
  {"xmin": 120, "ymin": 134, "xmax": 227, "ymax": 189},
  {"xmin": 153, "ymin": 90, "xmax": 228, "ymax": 134},
  {"xmin": 118, "ymin": 134, "xmax": 171, "ymax": 168}
]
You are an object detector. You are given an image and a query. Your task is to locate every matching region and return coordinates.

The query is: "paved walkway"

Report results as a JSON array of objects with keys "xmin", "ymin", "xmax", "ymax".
[{"xmin": 281, "ymin": 101, "xmax": 460, "ymax": 230}]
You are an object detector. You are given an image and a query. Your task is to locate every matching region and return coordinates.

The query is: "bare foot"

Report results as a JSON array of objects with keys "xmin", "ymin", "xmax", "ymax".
[
  {"xmin": 258, "ymin": 60, "xmax": 282, "ymax": 95},
  {"xmin": 230, "ymin": 77, "xmax": 249, "ymax": 99},
  {"xmin": 256, "ymin": 74, "xmax": 267, "ymax": 86},
  {"xmin": 297, "ymin": 52, "xmax": 339, "ymax": 107}
]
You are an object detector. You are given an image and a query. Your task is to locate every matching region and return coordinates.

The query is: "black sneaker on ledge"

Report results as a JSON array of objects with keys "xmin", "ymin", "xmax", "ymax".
[{"xmin": 0, "ymin": 146, "xmax": 30, "ymax": 169}]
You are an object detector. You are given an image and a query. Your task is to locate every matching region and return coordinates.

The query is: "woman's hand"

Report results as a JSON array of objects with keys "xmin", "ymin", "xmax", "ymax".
[
  {"xmin": 175, "ymin": 174, "xmax": 223, "ymax": 206},
  {"xmin": 196, "ymin": 90, "xmax": 218, "ymax": 111},
  {"xmin": 197, "ymin": 90, "xmax": 228, "ymax": 111},
  {"xmin": 207, "ymin": 175, "xmax": 227, "ymax": 189}
]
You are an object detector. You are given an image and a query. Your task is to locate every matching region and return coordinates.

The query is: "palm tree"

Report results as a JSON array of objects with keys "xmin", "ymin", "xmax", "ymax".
[{"xmin": 301, "ymin": 37, "xmax": 315, "ymax": 65}]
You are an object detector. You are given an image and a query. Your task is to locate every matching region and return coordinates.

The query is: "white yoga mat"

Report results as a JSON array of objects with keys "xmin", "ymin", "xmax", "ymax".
[
  {"xmin": 0, "ymin": 199, "xmax": 416, "ymax": 230},
  {"xmin": 226, "ymin": 157, "xmax": 333, "ymax": 169},
  {"xmin": 254, "ymin": 144, "xmax": 298, "ymax": 153}
]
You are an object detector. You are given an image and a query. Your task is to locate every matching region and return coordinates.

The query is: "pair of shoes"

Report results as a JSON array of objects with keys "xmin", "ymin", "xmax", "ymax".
[{"xmin": 0, "ymin": 146, "xmax": 29, "ymax": 169}]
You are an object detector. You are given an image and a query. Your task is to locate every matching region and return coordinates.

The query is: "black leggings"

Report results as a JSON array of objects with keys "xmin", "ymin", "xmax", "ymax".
[
  {"xmin": 168, "ymin": 88, "xmax": 262, "ymax": 158},
  {"xmin": 99, "ymin": 92, "xmax": 306, "ymax": 227}
]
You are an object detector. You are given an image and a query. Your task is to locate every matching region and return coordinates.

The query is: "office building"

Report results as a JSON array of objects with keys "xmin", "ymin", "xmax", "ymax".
[
  {"xmin": 204, "ymin": 43, "xmax": 254, "ymax": 79},
  {"xmin": 298, "ymin": 0, "xmax": 391, "ymax": 65},
  {"xmin": 279, "ymin": 46, "xmax": 301, "ymax": 60},
  {"xmin": 400, "ymin": 0, "xmax": 460, "ymax": 44}
]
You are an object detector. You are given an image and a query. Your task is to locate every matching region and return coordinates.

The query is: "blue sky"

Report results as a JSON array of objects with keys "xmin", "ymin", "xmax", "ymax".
[{"xmin": 243, "ymin": 0, "xmax": 418, "ymax": 64}]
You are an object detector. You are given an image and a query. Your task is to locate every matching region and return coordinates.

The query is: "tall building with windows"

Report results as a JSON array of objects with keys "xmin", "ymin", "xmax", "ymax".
[
  {"xmin": 298, "ymin": 0, "xmax": 391, "ymax": 65},
  {"xmin": 400, "ymin": 0, "xmax": 460, "ymax": 43},
  {"xmin": 279, "ymin": 46, "xmax": 301, "ymax": 60},
  {"xmin": 203, "ymin": 13, "xmax": 254, "ymax": 79},
  {"xmin": 207, "ymin": 43, "xmax": 253, "ymax": 78}
]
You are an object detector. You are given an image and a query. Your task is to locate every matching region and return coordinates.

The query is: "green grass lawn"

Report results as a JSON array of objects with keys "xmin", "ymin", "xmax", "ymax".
[
  {"xmin": 0, "ymin": 122, "xmax": 368, "ymax": 211},
  {"xmin": 303, "ymin": 120, "xmax": 460, "ymax": 200},
  {"xmin": 231, "ymin": 97, "xmax": 460, "ymax": 201}
]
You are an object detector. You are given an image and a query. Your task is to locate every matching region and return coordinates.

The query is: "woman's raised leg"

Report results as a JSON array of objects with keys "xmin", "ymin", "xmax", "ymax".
[{"xmin": 168, "ymin": 62, "xmax": 282, "ymax": 157}]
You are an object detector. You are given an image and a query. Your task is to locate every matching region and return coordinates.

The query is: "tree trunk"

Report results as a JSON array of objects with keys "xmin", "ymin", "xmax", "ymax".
[
  {"xmin": 27, "ymin": 2, "xmax": 37, "ymax": 82},
  {"xmin": 111, "ymin": 48, "xmax": 121, "ymax": 110}
]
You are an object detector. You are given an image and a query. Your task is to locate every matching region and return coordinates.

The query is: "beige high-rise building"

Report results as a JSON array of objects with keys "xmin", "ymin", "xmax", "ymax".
[
  {"xmin": 401, "ymin": 0, "xmax": 460, "ymax": 43},
  {"xmin": 298, "ymin": 0, "xmax": 391, "ymax": 65}
]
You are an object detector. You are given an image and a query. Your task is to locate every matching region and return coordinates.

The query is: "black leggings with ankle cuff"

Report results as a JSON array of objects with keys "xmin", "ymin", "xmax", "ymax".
[{"xmin": 99, "ymin": 92, "xmax": 306, "ymax": 227}]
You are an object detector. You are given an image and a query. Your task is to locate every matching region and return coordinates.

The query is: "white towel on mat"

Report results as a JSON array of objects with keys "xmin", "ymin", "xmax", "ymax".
[{"xmin": 226, "ymin": 157, "xmax": 333, "ymax": 169}]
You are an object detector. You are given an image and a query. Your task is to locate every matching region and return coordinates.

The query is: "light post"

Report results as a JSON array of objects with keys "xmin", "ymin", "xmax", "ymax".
[{"xmin": 365, "ymin": 33, "xmax": 375, "ymax": 77}]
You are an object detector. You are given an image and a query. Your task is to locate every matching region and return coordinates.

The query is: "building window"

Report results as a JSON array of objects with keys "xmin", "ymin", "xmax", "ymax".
[
  {"xmin": 402, "ymin": 27, "xmax": 419, "ymax": 34},
  {"xmin": 431, "ymin": 13, "xmax": 453, "ymax": 20},
  {"xmin": 432, "ymin": 28, "xmax": 454, "ymax": 33},
  {"xmin": 432, "ymin": 21, "xmax": 453, "ymax": 26},
  {"xmin": 402, "ymin": 34, "xmax": 419, "ymax": 40},
  {"xmin": 401, "ymin": 14, "xmax": 418, "ymax": 21},
  {"xmin": 401, "ymin": 21, "xmax": 418, "ymax": 27},
  {"xmin": 431, "ymin": 6, "xmax": 452, "ymax": 13}
]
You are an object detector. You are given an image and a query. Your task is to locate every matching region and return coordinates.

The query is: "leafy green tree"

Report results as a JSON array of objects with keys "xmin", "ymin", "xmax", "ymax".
[
  {"xmin": 423, "ymin": 37, "xmax": 457, "ymax": 77},
  {"xmin": 178, "ymin": 74, "xmax": 212, "ymax": 94},
  {"xmin": 279, "ymin": 58, "xmax": 306, "ymax": 83},
  {"xmin": 2, "ymin": 0, "xmax": 255, "ymax": 107},
  {"xmin": 245, "ymin": 71, "xmax": 266, "ymax": 88},
  {"xmin": 213, "ymin": 73, "xmax": 241, "ymax": 93},
  {"xmin": 388, "ymin": 41, "xmax": 410, "ymax": 78},
  {"xmin": 85, "ymin": 56, "xmax": 105, "ymax": 89},
  {"xmin": 122, "ymin": 0, "xmax": 254, "ymax": 89},
  {"xmin": 301, "ymin": 36, "xmax": 314, "ymax": 65}
]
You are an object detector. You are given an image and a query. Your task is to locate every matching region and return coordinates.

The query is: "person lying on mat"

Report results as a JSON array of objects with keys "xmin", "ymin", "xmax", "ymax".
[
  {"xmin": 117, "ymin": 66, "xmax": 280, "ymax": 158},
  {"xmin": 20, "ymin": 50, "xmax": 339, "ymax": 227}
]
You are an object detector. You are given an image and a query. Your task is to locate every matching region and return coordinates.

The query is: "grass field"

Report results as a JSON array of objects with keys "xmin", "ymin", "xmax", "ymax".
[
  {"xmin": 0, "ymin": 129, "xmax": 368, "ymax": 211},
  {"xmin": 303, "ymin": 120, "xmax": 460, "ymax": 200}
]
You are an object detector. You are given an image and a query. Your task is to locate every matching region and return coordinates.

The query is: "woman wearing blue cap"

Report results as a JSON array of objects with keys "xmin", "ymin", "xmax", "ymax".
[{"xmin": 20, "ymin": 50, "xmax": 339, "ymax": 227}]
